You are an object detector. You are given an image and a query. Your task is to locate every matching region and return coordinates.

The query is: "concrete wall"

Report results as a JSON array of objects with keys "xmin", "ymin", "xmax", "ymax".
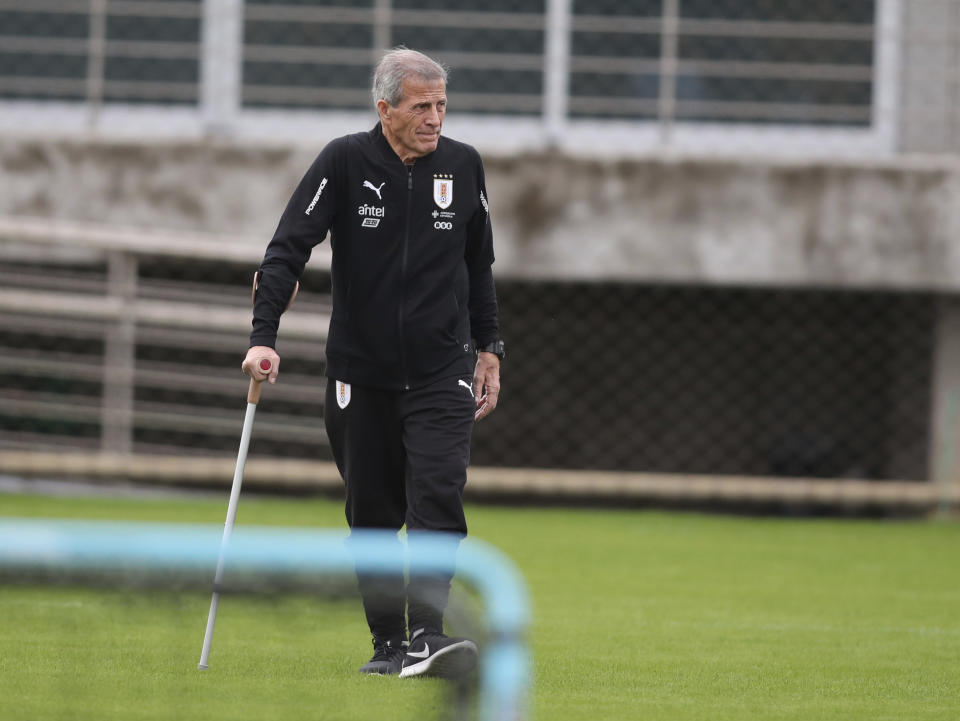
[
  {"xmin": 3, "ymin": 136, "xmax": 960, "ymax": 290},
  {"xmin": 5, "ymin": 134, "xmax": 960, "ymax": 486},
  {"xmin": 899, "ymin": 0, "xmax": 960, "ymax": 153}
]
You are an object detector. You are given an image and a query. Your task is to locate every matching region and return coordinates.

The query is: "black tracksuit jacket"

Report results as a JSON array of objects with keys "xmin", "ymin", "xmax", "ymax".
[{"xmin": 250, "ymin": 123, "xmax": 500, "ymax": 391}]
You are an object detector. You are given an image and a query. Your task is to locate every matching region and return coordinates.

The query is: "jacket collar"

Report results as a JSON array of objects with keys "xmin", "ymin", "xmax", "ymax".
[{"xmin": 370, "ymin": 122, "xmax": 440, "ymax": 166}]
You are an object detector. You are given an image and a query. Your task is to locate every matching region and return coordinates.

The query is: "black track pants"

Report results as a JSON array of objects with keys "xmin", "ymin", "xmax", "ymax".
[{"xmin": 324, "ymin": 374, "xmax": 476, "ymax": 640}]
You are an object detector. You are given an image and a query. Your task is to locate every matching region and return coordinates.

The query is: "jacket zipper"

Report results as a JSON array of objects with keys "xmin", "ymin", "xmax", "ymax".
[{"xmin": 398, "ymin": 164, "xmax": 413, "ymax": 390}]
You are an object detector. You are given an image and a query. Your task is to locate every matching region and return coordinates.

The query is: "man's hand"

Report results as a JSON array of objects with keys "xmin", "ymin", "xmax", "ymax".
[
  {"xmin": 242, "ymin": 346, "xmax": 281, "ymax": 384},
  {"xmin": 473, "ymin": 351, "xmax": 500, "ymax": 421}
]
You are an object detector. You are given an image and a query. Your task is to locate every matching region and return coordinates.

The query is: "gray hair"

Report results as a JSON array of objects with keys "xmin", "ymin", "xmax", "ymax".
[{"xmin": 372, "ymin": 47, "xmax": 448, "ymax": 107}]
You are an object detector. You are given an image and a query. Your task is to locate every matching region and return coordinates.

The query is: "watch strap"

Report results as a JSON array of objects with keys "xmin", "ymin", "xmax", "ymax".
[{"xmin": 477, "ymin": 340, "xmax": 505, "ymax": 360}]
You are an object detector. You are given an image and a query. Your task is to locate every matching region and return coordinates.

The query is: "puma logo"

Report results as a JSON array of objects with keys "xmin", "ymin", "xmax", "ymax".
[
  {"xmin": 458, "ymin": 379, "xmax": 473, "ymax": 396},
  {"xmin": 363, "ymin": 180, "xmax": 385, "ymax": 200}
]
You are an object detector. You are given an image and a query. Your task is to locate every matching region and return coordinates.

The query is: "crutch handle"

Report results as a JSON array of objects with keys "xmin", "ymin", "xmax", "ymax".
[{"xmin": 248, "ymin": 358, "xmax": 271, "ymax": 404}]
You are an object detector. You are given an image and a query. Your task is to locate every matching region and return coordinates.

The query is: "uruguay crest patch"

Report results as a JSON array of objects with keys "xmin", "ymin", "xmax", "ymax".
[
  {"xmin": 433, "ymin": 174, "xmax": 453, "ymax": 209},
  {"xmin": 336, "ymin": 380, "xmax": 351, "ymax": 409}
]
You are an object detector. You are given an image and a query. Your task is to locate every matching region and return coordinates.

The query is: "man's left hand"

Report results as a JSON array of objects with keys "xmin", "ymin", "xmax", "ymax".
[{"xmin": 473, "ymin": 352, "xmax": 500, "ymax": 421}]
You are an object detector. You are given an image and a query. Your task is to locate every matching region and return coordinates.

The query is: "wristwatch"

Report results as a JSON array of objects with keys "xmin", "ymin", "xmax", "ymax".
[{"xmin": 477, "ymin": 339, "xmax": 505, "ymax": 360}]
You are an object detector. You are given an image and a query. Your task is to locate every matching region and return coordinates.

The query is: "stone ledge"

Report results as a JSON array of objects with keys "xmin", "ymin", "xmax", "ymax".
[{"xmin": 1, "ymin": 451, "xmax": 955, "ymax": 511}]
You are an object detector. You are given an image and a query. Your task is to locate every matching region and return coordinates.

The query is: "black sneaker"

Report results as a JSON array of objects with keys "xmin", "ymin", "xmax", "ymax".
[
  {"xmin": 398, "ymin": 628, "xmax": 478, "ymax": 679},
  {"xmin": 358, "ymin": 637, "xmax": 407, "ymax": 675}
]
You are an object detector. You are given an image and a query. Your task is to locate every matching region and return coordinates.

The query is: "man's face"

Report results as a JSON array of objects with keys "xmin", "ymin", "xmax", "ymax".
[{"xmin": 378, "ymin": 77, "xmax": 447, "ymax": 163}]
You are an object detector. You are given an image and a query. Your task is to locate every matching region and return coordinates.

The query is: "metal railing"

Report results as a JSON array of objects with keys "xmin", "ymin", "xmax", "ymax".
[
  {"xmin": 0, "ymin": 0, "xmax": 901, "ymax": 156},
  {"xmin": 0, "ymin": 216, "xmax": 330, "ymax": 457},
  {"xmin": 3, "ymin": 215, "xmax": 960, "ymax": 512}
]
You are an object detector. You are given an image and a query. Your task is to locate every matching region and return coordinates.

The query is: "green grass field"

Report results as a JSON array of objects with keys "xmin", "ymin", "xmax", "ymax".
[{"xmin": 1, "ymin": 491, "xmax": 958, "ymax": 720}]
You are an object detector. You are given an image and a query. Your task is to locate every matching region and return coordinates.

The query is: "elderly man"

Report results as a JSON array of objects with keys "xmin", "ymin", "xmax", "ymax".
[{"xmin": 242, "ymin": 47, "xmax": 504, "ymax": 678}]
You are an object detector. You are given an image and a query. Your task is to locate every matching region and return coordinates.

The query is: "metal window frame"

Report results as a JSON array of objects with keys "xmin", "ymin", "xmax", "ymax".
[{"xmin": 0, "ymin": 0, "xmax": 901, "ymax": 159}]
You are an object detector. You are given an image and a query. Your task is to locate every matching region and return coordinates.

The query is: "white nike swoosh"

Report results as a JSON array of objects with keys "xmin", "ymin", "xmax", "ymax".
[{"xmin": 407, "ymin": 644, "xmax": 430, "ymax": 659}]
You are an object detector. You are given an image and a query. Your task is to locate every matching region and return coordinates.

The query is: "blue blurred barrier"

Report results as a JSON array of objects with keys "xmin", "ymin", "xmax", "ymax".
[{"xmin": 0, "ymin": 519, "xmax": 531, "ymax": 721}]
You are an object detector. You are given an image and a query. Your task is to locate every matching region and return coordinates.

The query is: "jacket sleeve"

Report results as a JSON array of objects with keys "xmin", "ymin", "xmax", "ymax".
[
  {"xmin": 464, "ymin": 151, "xmax": 500, "ymax": 347},
  {"xmin": 250, "ymin": 143, "xmax": 339, "ymax": 348}
]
